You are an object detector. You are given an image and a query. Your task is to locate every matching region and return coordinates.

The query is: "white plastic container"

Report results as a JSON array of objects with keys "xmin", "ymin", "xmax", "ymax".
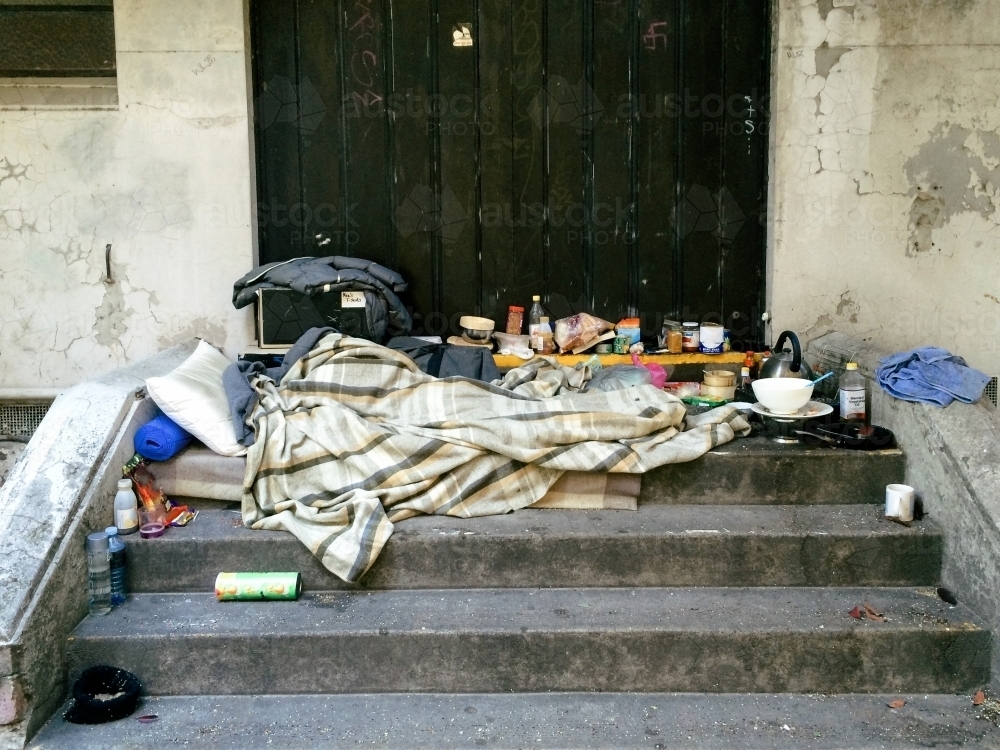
[{"xmin": 113, "ymin": 478, "xmax": 140, "ymax": 535}]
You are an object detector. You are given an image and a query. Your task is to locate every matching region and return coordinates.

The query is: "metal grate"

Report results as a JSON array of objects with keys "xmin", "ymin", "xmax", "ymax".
[
  {"xmin": 0, "ymin": 403, "xmax": 51, "ymax": 439},
  {"xmin": 987, "ymin": 377, "xmax": 998, "ymax": 408}
]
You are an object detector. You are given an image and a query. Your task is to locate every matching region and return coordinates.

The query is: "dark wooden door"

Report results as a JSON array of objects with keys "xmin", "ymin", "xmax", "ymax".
[{"xmin": 251, "ymin": 0, "xmax": 770, "ymax": 347}]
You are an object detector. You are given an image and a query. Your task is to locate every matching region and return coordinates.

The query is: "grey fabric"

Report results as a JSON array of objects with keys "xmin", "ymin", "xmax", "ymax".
[
  {"xmin": 386, "ymin": 336, "xmax": 501, "ymax": 382},
  {"xmin": 231, "ymin": 256, "xmax": 412, "ymax": 341},
  {"xmin": 223, "ymin": 327, "xmax": 335, "ymax": 446}
]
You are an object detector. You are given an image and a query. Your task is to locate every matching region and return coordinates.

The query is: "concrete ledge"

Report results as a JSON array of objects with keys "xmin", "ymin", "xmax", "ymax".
[
  {"xmin": 808, "ymin": 332, "xmax": 1000, "ymax": 690},
  {"xmin": 0, "ymin": 341, "xmax": 197, "ymax": 744}
]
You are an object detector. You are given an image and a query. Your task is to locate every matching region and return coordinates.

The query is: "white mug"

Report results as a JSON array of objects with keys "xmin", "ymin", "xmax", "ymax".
[{"xmin": 886, "ymin": 484, "xmax": 915, "ymax": 522}]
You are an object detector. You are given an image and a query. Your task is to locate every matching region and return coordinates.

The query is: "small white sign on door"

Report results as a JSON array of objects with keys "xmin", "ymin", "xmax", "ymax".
[{"xmin": 341, "ymin": 291, "xmax": 366, "ymax": 308}]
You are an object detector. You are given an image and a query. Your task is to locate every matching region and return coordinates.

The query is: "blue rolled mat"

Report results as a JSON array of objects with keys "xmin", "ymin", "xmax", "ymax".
[{"xmin": 134, "ymin": 413, "xmax": 193, "ymax": 461}]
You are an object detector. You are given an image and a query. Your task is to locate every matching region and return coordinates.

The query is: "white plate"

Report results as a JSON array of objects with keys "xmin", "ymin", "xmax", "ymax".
[{"xmin": 750, "ymin": 400, "xmax": 833, "ymax": 420}]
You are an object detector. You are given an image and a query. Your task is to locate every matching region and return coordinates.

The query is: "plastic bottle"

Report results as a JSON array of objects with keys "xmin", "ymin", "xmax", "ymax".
[
  {"xmin": 839, "ymin": 362, "xmax": 867, "ymax": 423},
  {"xmin": 527, "ymin": 296, "xmax": 547, "ymax": 350},
  {"xmin": 105, "ymin": 526, "xmax": 127, "ymax": 606},
  {"xmin": 113, "ymin": 478, "xmax": 140, "ymax": 535},
  {"xmin": 86, "ymin": 532, "xmax": 112, "ymax": 616},
  {"xmin": 536, "ymin": 316, "xmax": 555, "ymax": 354},
  {"xmin": 737, "ymin": 366, "xmax": 754, "ymax": 403}
]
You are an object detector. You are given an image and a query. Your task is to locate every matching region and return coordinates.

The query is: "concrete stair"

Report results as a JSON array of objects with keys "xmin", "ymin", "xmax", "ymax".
[{"xmin": 34, "ymin": 438, "xmax": 998, "ymax": 747}]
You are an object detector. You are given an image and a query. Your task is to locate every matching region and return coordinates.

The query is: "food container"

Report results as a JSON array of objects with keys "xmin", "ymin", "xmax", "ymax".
[
  {"xmin": 751, "ymin": 378, "xmax": 814, "ymax": 415},
  {"xmin": 613, "ymin": 335, "xmax": 631, "ymax": 354},
  {"xmin": 700, "ymin": 383, "xmax": 737, "ymax": 401},
  {"xmin": 505, "ymin": 306, "xmax": 524, "ymax": 335},
  {"xmin": 703, "ymin": 369, "xmax": 736, "ymax": 387},
  {"xmin": 699, "ymin": 323, "xmax": 725, "ymax": 353},
  {"xmin": 682, "ymin": 322, "xmax": 700, "ymax": 352},
  {"xmin": 665, "ymin": 321, "xmax": 683, "ymax": 354},
  {"xmin": 460, "ymin": 315, "xmax": 495, "ymax": 343},
  {"xmin": 663, "ymin": 381, "xmax": 701, "ymax": 399},
  {"xmin": 215, "ymin": 572, "xmax": 302, "ymax": 601}
]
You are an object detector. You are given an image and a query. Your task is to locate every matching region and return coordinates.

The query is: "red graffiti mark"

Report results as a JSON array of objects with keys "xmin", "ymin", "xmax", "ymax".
[{"xmin": 643, "ymin": 21, "xmax": 668, "ymax": 51}]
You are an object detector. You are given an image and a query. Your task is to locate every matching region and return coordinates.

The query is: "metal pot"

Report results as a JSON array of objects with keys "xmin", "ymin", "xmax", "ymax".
[{"xmin": 759, "ymin": 331, "xmax": 815, "ymax": 380}]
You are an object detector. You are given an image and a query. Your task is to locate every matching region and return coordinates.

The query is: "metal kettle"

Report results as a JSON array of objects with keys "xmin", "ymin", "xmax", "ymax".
[{"xmin": 759, "ymin": 331, "xmax": 814, "ymax": 380}]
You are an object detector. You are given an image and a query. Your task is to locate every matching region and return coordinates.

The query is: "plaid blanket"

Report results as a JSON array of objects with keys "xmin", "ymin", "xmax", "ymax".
[{"xmin": 243, "ymin": 333, "xmax": 749, "ymax": 582}]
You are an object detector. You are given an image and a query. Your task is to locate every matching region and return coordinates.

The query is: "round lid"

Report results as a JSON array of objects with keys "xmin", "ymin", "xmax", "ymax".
[
  {"xmin": 540, "ymin": 316, "xmax": 549, "ymax": 323},
  {"xmin": 741, "ymin": 367, "xmax": 750, "ymax": 375},
  {"xmin": 508, "ymin": 305, "xmax": 524, "ymax": 312},
  {"xmin": 459, "ymin": 315, "xmax": 495, "ymax": 331},
  {"xmin": 117, "ymin": 478, "xmax": 132, "ymax": 490},
  {"xmin": 85, "ymin": 531, "xmax": 109, "ymax": 554},
  {"xmin": 682, "ymin": 321, "xmax": 698, "ymax": 327},
  {"xmin": 846, "ymin": 362, "xmax": 858, "ymax": 370},
  {"xmin": 105, "ymin": 526, "xmax": 119, "ymax": 537},
  {"xmin": 532, "ymin": 295, "xmax": 540, "ymax": 301}
]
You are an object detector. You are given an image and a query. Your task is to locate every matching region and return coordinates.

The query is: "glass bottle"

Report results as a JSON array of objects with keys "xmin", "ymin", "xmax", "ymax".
[
  {"xmin": 665, "ymin": 321, "xmax": 683, "ymax": 354},
  {"xmin": 737, "ymin": 366, "xmax": 754, "ymax": 403},
  {"xmin": 86, "ymin": 532, "xmax": 112, "ymax": 616},
  {"xmin": 105, "ymin": 526, "xmax": 127, "ymax": 606},
  {"xmin": 839, "ymin": 362, "xmax": 867, "ymax": 423},
  {"xmin": 527, "ymin": 296, "xmax": 547, "ymax": 350},
  {"xmin": 114, "ymin": 478, "xmax": 139, "ymax": 535}
]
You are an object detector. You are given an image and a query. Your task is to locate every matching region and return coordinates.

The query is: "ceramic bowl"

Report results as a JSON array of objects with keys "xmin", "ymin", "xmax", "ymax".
[{"xmin": 751, "ymin": 377, "xmax": 814, "ymax": 415}]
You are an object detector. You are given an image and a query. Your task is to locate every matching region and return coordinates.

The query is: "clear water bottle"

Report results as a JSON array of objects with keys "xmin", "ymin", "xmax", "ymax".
[
  {"xmin": 114, "ymin": 478, "xmax": 139, "ymax": 535},
  {"xmin": 839, "ymin": 362, "xmax": 867, "ymax": 423},
  {"xmin": 86, "ymin": 532, "xmax": 112, "ymax": 616},
  {"xmin": 527, "ymin": 295, "xmax": 547, "ymax": 351},
  {"xmin": 105, "ymin": 526, "xmax": 127, "ymax": 606}
]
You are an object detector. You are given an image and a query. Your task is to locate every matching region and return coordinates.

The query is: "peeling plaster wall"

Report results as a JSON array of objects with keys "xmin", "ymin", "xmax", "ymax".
[
  {"xmin": 771, "ymin": 0, "xmax": 1000, "ymax": 375},
  {"xmin": 0, "ymin": 0, "xmax": 255, "ymax": 390}
]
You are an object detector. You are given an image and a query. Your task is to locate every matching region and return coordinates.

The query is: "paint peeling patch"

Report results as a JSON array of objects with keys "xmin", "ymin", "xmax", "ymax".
[
  {"xmin": 903, "ymin": 124, "xmax": 1000, "ymax": 256},
  {"xmin": 814, "ymin": 42, "xmax": 850, "ymax": 78},
  {"xmin": 836, "ymin": 292, "xmax": 860, "ymax": 324},
  {"xmin": 157, "ymin": 317, "xmax": 228, "ymax": 350},
  {"xmin": 93, "ymin": 284, "xmax": 132, "ymax": 347}
]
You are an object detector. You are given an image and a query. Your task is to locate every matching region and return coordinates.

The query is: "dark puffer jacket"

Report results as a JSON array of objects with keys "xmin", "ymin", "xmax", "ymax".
[{"xmin": 232, "ymin": 256, "xmax": 412, "ymax": 342}]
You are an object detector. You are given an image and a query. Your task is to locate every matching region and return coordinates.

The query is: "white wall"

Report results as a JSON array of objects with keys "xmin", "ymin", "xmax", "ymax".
[
  {"xmin": 770, "ymin": 0, "xmax": 1000, "ymax": 376},
  {"xmin": 0, "ymin": 0, "xmax": 255, "ymax": 391}
]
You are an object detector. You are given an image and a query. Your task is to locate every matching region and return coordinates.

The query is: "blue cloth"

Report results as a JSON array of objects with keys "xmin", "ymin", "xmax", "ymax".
[
  {"xmin": 876, "ymin": 347, "xmax": 991, "ymax": 407},
  {"xmin": 134, "ymin": 413, "xmax": 193, "ymax": 461}
]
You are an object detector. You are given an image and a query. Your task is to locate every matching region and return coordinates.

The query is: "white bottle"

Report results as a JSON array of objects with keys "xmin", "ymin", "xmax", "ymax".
[
  {"xmin": 113, "ymin": 478, "xmax": 140, "ymax": 535},
  {"xmin": 839, "ymin": 362, "xmax": 866, "ymax": 423}
]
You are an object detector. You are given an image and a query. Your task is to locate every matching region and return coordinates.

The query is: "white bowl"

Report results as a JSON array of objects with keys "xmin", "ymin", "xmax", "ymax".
[{"xmin": 751, "ymin": 378, "xmax": 814, "ymax": 415}]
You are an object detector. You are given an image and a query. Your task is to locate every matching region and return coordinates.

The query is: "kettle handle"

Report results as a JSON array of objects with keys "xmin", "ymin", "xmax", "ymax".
[{"xmin": 774, "ymin": 330, "xmax": 802, "ymax": 373}]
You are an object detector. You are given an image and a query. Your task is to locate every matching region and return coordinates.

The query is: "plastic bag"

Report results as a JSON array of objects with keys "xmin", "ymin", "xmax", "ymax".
[
  {"xmin": 583, "ymin": 365, "xmax": 652, "ymax": 393},
  {"xmin": 554, "ymin": 313, "xmax": 614, "ymax": 351}
]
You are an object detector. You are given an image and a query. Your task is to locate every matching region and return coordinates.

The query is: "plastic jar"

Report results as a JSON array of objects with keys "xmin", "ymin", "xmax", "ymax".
[
  {"xmin": 505, "ymin": 306, "xmax": 524, "ymax": 335},
  {"xmin": 665, "ymin": 321, "xmax": 683, "ymax": 354},
  {"xmin": 682, "ymin": 322, "xmax": 700, "ymax": 352}
]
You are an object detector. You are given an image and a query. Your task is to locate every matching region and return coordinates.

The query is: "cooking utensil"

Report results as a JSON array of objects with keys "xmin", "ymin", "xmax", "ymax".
[
  {"xmin": 751, "ymin": 377, "xmax": 814, "ymax": 414},
  {"xmin": 797, "ymin": 422, "xmax": 895, "ymax": 451},
  {"xmin": 758, "ymin": 331, "xmax": 815, "ymax": 380}
]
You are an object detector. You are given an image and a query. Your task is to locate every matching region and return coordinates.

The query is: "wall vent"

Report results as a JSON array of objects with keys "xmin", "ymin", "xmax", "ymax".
[
  {"xmin": 987, "ymin": 377, "xmax": 998, "ymax": 408},
  {"xmin": 0, "ymin": 402, "xmax": 51, "ymax": 440}
]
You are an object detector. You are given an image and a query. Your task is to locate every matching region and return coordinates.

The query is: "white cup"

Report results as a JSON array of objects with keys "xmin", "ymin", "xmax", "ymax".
[{"xmin": 885, "ymin": 484, "xmax": 915, "ymax": 522}]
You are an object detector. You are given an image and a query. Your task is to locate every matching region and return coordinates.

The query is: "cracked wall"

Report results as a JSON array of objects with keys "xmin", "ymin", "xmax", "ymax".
[
  {"xmin": 0, "ymin": 0, "xmax": 255, "ymax": 390},
  {"xmin": 771, "ymin": 0, "xmax": 1000, "ymax": 374}
]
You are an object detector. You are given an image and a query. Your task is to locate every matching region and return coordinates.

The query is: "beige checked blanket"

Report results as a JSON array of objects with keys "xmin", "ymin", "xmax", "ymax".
[{"xmin": 242, "ymin": 333, "xmax": 749, "ymax": 582}]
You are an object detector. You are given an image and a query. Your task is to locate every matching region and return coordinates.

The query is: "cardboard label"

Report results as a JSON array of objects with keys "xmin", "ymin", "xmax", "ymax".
[{"xmin": 341, "ymin": 291, "xmax": 366, "ymax": 308}]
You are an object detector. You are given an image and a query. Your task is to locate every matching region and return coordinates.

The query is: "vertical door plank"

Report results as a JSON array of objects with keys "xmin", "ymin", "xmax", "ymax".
[
  {"xmin": 296, "ymin": 0, "xmax": 346, "ymax": 257},
  {"xmin": 509, "ymin": 0, "xmax": 546, "ymax": 308},
  {"xmin": 635, "ymin": 0, "xmax": 677, "ymax": 332},
  {"xmin": 678, "ymin": 0, "xmax": 725, "ymax": 323},
  {"xmin": 437, "ymin": 0, "xmax": 481, "ymax": 331},
  {"xmin": 253, "ymin": 0, "xmax": 304, "ymax": 262},
  {"xmin": 721, "ymin": 0, "xmax": 768, "ymax": 349},
  {"xmin": 388, "ymin": 0, "xmax": 435, "ymax": 328},
  {"xmin": 341, "ymin": 0, "xmax": 392, "ymax": 263},
  {"xmin": 542, "ymin": 0, "xmax": 586, "ymax": 319},
  {"xmin": 591, "ymin": 0, "xmax": 632, "ymax": 323},
  {"xmin": 479, "ymin": 0, "xmax": 514, "ymax": 324}
]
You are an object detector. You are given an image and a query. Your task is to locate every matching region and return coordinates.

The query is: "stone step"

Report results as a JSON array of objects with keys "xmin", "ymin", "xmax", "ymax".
[
  {"xmin": 127, "ymin": 505, "xmax": 942, "ymax": 592},
  {"xmin": 639, "ymin": 438, "xmax": 905, "ymax": 505},
  {"xmin": 29, "ymin": 692, "xmax": 999, "ymax": 749},
  {"xmin": 66, "ymin": 587, "xmax": 989, "ymax": 695}
]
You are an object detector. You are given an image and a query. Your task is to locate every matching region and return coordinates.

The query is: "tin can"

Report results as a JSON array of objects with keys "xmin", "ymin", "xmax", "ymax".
[
  {"xmin": 215, "ymin": 572, "xmax": 302, "ymax": 601},
  {"xmin": 613, "ymin": 335, "xmax": 631, "ymax": 354}
]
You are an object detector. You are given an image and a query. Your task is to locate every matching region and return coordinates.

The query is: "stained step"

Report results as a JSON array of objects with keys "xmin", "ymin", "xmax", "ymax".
[
  {"xmin": 640, "ymin": 438, "xmax": 905, "ymax": 505},
  {"xmin": 66, "ymin": 587, "xmax": 989, "ymax": 695},
  {"xmin": 127, "ymin": 505, "xmax": 942, "ymax": 592},
  {"xmin": 29, "ymin": 692, "xmax": 999, "ymax": 749}
]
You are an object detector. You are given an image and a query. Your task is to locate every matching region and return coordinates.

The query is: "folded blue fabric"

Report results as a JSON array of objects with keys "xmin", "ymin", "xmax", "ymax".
[
  {"xmin": 134, "ymin": 413, "xmax": 193, "ymax": 461},
  {"xmin": 876, "ymin": 346, "xmax": 991, "ymax": 407}
]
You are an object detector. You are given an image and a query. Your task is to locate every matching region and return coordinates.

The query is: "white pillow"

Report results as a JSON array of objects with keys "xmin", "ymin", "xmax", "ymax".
[{"xmin": 146, "ymin": 340, "xmax": 247, "ymax": 457}]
